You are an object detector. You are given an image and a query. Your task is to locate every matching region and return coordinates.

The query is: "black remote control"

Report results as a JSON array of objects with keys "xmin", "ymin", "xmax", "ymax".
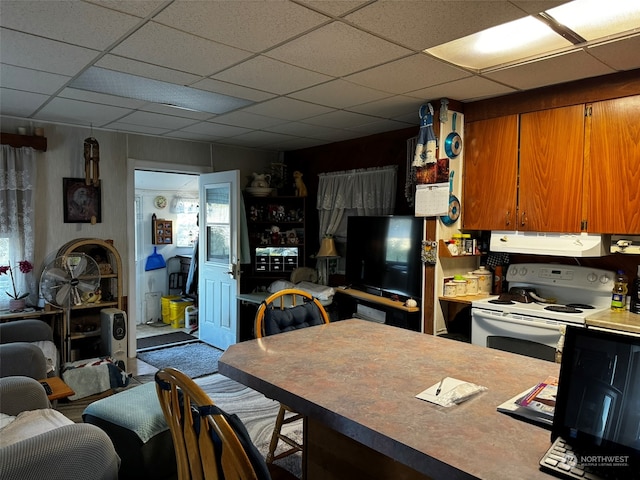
[{"xmin": 40, "ymin": 381, "xmax": 53, "ymax": 396}]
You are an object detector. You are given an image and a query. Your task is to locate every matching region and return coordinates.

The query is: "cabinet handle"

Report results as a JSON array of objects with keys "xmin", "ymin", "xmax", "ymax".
[
  {"xmin": 505, "ymin": 211, "xmax": 511, "ymax": 226},
  {"xmin": 521, "ymin": 211, "xmax": 526, "ymax": 227}
]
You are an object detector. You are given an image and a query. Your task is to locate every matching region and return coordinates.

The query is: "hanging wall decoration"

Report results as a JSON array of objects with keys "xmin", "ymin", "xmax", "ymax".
[
  {"xmin": 84, "ymin": 136, "xmax": 100, "ymax": 186},
  {"xmin": 63, "ymin": 177, "xmax": 101, "ymax": 224}
]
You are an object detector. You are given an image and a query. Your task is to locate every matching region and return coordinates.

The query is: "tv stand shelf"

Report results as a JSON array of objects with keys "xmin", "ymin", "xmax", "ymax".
[
  {"xmin": 336, "ymin": 288, "xmax": 419, "ymax": 312},
  {"xmin": 334, "ymin": 288, "xmax": 421, "ymax": 333}
]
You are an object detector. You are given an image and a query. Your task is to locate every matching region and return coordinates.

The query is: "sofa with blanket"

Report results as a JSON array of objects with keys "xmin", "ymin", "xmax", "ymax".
[{"xmin": 0, "ymin": 376, "xmax": 120, "ymax": 480}]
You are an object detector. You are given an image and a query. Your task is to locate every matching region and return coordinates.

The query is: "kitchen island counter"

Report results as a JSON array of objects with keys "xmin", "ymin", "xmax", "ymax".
[
  {"xmin": 586, "ymin": 309, "xmax": 640, "ymax": 334},
  {"xmin": 219, "ymin": 319, "xmax": 559, "ymax": 480}
]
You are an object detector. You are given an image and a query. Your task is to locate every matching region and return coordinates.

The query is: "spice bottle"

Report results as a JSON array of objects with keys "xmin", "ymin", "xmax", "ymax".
[{"xmin": 493, "ymin": 266, "xmax": 503, "ymax": 294}]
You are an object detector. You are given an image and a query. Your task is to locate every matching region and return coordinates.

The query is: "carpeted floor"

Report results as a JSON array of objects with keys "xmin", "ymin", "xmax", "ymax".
[
  {"xmin": 55, "ymin": 372, "xmax": 302, "ymax": 478},
  {"xmin": 137, "ymin": 331, "xmax": 197, "ymax": 350},
  {"xmin": 137, "ymin": 342, "xmax": 223, "ymax": 378}
]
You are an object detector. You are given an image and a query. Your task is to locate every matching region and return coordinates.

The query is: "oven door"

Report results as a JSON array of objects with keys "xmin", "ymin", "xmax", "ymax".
[{"xmin": 471, "ymin": 308, "xmax": 566, "ymax": 362}]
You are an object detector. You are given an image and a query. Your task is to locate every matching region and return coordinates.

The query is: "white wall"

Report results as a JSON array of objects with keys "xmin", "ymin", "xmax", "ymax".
[{"xmin": 1, "ymin": 116, "xmax": 277, "ymax": 303}]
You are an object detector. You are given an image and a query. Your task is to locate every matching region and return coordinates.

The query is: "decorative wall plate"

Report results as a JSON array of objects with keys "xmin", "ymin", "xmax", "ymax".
[{"xmin": 154, "ymin": 195, "xmax": 167, "ymax": 209}]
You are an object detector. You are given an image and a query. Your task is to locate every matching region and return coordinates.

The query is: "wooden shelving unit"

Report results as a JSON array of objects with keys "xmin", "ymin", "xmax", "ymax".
[{"xmin": 56, "ymin": 238, "xmax": 123, "ymax": 362}]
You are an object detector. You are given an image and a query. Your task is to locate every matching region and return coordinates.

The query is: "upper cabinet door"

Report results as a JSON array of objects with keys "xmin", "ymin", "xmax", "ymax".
[
  {"xmin": 587, "ymin": 95, "xmax": 640, "ymax": 234},
  {"xmin": 462, "ymin": 115, "xmax": 518, "ymax": 230},
  {"xmin": 519, "ymin": 105, "xmax": 585, "ymax": 232}
]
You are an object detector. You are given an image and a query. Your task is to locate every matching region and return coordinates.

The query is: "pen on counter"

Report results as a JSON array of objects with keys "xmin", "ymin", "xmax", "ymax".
[{"xmin": 435, "ymin": 377, "xmax": 445, "ymax": 396}]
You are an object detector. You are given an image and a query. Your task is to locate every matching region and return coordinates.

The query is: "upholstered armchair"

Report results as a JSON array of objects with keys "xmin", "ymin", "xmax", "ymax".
[
  {"xmin": 0, "ymin": 376, "xmax": 120, "ymax": 480},
  {"xmin": 0, "ymin": 319, "xmax": 58, "ymax": 379}
]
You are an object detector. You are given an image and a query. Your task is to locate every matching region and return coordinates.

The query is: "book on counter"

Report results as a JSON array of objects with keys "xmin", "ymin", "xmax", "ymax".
[{"xmin": 497, "ymin": 376, "xmax": 558, "ymax": 428}]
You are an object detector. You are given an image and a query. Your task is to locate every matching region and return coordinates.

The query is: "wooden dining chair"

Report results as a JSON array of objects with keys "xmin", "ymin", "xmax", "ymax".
[
  {"xmin": 254, "ymin": 289, "xmax": 330, "ymax": 465},
  {"xmin": 154, "ymin": 367, "xmax": 297, "ymax": 480}
]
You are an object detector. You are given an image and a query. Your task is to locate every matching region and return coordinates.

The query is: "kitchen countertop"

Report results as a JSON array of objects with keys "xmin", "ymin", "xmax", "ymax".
[
  {"xmin": 585, "ymin": 309, "xmax": 640, "ymax": 334},
  {"xmin": 219, "ymin": 319, "xmax": 559, "ymax": 480}
]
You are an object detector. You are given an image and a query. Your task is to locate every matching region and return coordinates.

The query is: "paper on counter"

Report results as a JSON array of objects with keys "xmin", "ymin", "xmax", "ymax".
[{"xmin": 416, "ymin": 377, "xmax": 487, "ymax": 407}]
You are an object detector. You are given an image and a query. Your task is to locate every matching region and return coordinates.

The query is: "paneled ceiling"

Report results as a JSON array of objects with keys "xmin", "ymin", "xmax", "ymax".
[{"xmin": 1, "ymin": 0, "xmax": 639, "ymax": 152}]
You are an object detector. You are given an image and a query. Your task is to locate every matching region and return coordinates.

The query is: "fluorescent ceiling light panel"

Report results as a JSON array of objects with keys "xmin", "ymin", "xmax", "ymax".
[
  {"xmin": 426, "ymin": 16, "xmax": 571, "ymax": 70},
  {"xmin": 70, "ymin": 67, "xmax": 253, "ymax": 114},
  {"xmin": 546, "ymin": 0, "xmax": 640, "ymax": 41},
  {"xmin": 425, "ymin": 0, "xmax": 640, "ymax": 71}
]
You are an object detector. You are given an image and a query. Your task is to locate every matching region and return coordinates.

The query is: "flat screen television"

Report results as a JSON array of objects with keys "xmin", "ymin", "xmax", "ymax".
[{"xmin": 345, "ymin": 215, "xmax": 423, "ymax": 300}]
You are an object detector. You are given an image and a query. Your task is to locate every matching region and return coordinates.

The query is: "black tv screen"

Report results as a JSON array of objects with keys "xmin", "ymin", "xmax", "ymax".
[{"xmin": 345, "ymin": 216, "xmax": 423, "ymax": 300}]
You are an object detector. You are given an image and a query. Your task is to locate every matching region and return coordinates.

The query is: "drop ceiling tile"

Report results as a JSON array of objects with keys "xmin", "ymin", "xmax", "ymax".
[
  {"xmin": 588, "ymin": 36, "xmax": 640, "ymax": 71},
  {"xmin": 266, "ymin": 136, "xmax": 327, "ymax": 151},
  {"xmin": 229, "ymin": 130, "xmax": 296, "ymax": 148},
  {"xmin": 0, "ymin": 29, "xmax": 98, "ymax": 76},
  {"xmin": 0, "ymin": 88, "xmax": 49, "ymax": 117},
  {"xmin": 164, "ymin": 130, "xmax": 222, "ymax": 142},
  {"xmin": 344, "ymin": 1, "xmax": 527, "ymax": 50},
  {"xmin": 301, "ymin": 110, "xmax": 382, "ymax": 129},
  {"xmin": 210, "ymin": 111, "xmax": 288, "ymax": 129},
  {"xmin": 345, "ymin": 54, "xmax": 470, "ymax": 94},
  {"xmin": 348, "ymin": 95, "xmax": 421, "ymax": 119},
  {"xmin": 347, "ymin": 118, "xmax": 411, "ymax": 135},
  {"xmin": 0, "ymin": 1, "xmax": 142, "ymax": 50},
  {"xmin": 0, "ymin": 65, "xmax": 70, "ymax": 94},
  {"xmin": 59, "ymin": 88, "xmax": 149, "ymax": 109},
  {"xmin": 192, "ymin": 78, "xmax": 276, "ymax": 102},
  {"xmin": 511, "ymin": 1, "xmax": 572, "ymax": 15},
  {"xmin": 296, "ymin": 1, "xmax": 372, "ymax": 17},
  {"xmin": 485, "ymin": 50, "xmax": 615, "ymax": 90},
  {"xmin": 154, "ymin": 1, "xmax": 330, "ymax": 52},
  {"xmin": 103, "ymin": 122, "xmax": 171, "ymax": 135},
  {"xmin": 88, "ymin": 0, "xmax": 166, "ymax": 18},
  {"xmin": 111, "ymin": 22, "xmax": 252, "ymax": 77},
  {"xmin": 116, "ymin": 111, "xmax": 197, "ymax": 129},
  {"xmin": 408, "ymin": 75, "xmax": 517, "ymax": 103},
  {"xmin": 181, "ymin": 122, "xmax": 253, "ymax": 138},
  {"xmin": 265, "ymin": 121, "xmax": 346, "ymax": 141},
  {"xmin": 243, "ymin": 97, "xmax": 335, "ymax": 121},
  {"xmin": 266, "ymin": 22, "xmax": 412, "ymax": 77},
  {"xmin": 33, "ymin": 97, "xmax": 132, "ymax": 126},
  {"xmin": 213, "ymin": 56, "xmax": 332, "ymax": 95},
  {"xmin": 288, "ymin": 79, "xmax": 392, "ymax": 108},
  {"xmin": 96, "ymin": 55, "xmax": 201, "ymax": 86},
  {"xmin": 140, "ymin": 103, "xmax": 214, "ymax": 121}
]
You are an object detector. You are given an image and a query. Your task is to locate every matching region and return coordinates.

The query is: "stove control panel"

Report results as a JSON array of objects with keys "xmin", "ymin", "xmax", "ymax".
[{"xmin": 506, "ymin": 263, "xmax": 614, "ymax": 292}]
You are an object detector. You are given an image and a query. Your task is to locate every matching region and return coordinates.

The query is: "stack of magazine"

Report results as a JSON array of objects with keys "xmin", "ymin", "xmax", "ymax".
[{"xmin": 497, "ymin": 376, "xmax": 558, "ymax": 428}]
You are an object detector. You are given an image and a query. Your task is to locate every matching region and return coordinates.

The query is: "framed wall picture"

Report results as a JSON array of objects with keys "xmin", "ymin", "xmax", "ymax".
[{"xmin": 63, "ymin": 177, "xmax": 102, "ymax": 223}]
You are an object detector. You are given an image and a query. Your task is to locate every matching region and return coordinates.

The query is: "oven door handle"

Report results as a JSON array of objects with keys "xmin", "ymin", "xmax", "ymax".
[{"xmin": 472, "ymin": 310, "xmax": 563, "ymax": 331}]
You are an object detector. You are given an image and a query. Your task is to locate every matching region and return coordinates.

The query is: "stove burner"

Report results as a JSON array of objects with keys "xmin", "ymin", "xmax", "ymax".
[
  {"xmin": 488, "ymin": 299, "xmax": 515, "ymax": 305},
  {"xmin": 565, "ymin": 303, "xmax": 595, "ymax": 309},
  {"xmin": 545, "ymin": 305, "xmax": 582, "ymax": 314}
]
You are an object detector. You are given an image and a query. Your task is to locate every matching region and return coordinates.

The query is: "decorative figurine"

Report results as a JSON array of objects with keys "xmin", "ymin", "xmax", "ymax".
[{"xmin": 293, "ymin": 171, "xmax": 307, "ymax": 197}]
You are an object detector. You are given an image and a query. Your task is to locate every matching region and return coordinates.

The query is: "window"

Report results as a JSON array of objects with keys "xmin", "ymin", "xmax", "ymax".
[{"xmin": 176, "ymin": 212, "xmax": 198, "ymax": 248}]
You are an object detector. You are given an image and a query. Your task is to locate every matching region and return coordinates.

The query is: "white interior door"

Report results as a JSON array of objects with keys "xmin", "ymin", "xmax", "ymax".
[{"xmin": 198, "ymin": 170, "xmax": 241, "ymax": 350}]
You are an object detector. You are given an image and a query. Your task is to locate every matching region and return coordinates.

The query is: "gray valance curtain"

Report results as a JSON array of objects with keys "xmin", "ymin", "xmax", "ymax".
[
  {"xmin": 0, "ymin": 145, "xmax": 37, "ymax": 308},
  {"xmin": 316, "ymin": 165, "xmax": 397, "ymax": 242}
]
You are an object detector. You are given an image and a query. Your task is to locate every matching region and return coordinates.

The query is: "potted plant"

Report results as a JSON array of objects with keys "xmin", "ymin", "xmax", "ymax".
[{"xmin": 0, "ymin": 260, "xmax": 34, "ymax": 311}]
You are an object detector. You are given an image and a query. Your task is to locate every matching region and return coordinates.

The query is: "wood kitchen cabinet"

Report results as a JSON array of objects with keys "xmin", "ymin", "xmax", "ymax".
[
  {"xmin": 518, "ymin": 104, "xmax": 585, "ymax": 232},
  {"xmin": 462, "ymin": 115, "xmax": 518, "ymax": 231},
  {"xmin": 463, "ymin": 105, "xmax": 585, "ymax": 233},
  {"xmin": 586, "ymin": 95, "xmax": 640, "ymax": 234}
]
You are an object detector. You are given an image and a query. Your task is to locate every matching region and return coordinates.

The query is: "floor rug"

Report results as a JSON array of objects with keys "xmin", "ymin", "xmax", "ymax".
[
  {"xmin": 137, "ymin": 342, "xmax": 223, "ymax": 378},
  {"xmin": 137, "ymin": 331, "xmax": 196, "ymax": 350}
]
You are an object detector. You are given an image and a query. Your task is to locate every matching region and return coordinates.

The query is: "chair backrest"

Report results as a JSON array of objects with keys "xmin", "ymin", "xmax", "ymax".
[
  {"xmin": 254, "ymin": 288, "xmax": 330, "ymax": 339},
  {"xmin": 155, "ymin": 367, "xmax": 270, "ymax": 480}
]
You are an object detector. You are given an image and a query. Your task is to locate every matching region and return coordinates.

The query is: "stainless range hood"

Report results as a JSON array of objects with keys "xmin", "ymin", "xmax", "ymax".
[{"xmin": 490, "ymin": 231, "xmax": 611, "ymax": 257}]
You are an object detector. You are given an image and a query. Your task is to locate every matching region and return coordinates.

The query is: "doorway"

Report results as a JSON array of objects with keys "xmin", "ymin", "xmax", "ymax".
[{"xmin": 133, "ymin": 170, "xmax": 200, "ymax": 348}]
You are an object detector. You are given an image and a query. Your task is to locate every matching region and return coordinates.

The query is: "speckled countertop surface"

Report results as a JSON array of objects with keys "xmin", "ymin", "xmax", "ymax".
[
  {"xmin": 219, "ymin": 319, "xmax": 559, "ymax": 480},
  {"xmin": 586, "ymin": 310, "xmax": 640, "ymax": 334}
]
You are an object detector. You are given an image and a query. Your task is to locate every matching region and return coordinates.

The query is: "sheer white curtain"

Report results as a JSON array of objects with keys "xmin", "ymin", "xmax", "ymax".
[
  {"xmin": 0, "ymin": 145, "xmax": 37, "ymax": 308},
  {"xmin": 316, "ymin": 165, "xmax": 397, "ymax": 243}
]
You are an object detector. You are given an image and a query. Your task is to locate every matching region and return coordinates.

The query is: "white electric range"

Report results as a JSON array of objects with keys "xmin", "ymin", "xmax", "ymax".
[{"xmin": 471, "ymin": 263, "xmax": 615, "ymax": 361}]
